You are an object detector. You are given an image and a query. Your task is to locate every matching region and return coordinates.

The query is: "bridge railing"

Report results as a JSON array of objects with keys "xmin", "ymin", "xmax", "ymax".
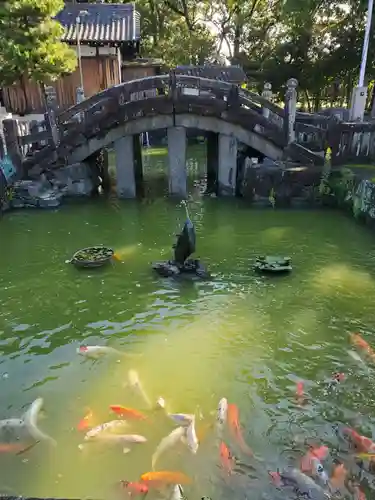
[
  {"xmin": 13, "ymin": 72, "xmax": 291, "ymax": 167},
  {"xmin": 7, "ymin": 72, "xmax": 375, "ymax": 171},
  {"xmin": 328, "ymin": 121, "xmax": 375, "ymax": 166}
]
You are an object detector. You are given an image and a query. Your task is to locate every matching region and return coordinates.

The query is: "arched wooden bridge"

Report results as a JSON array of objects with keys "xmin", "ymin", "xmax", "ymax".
[{"xmin": 15, "ymin": 73, "xmax": 327, "ymax": 197}]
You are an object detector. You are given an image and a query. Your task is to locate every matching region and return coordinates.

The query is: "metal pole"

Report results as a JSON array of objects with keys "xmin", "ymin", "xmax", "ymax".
[
  {"xmin": 76, "ymin": 16, "xmax": 84, "ymax": 94},
  {"xmin": 358, "ymin": 0, "xmax": 374, "ymax": 87}
]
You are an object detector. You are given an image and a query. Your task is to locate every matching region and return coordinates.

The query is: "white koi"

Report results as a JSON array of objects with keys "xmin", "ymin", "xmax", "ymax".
[
  {"xmin": 85, "ymin": 433, "xmax": 147, "ymax": 444},
  {"xmin": 152, "ymin": 426, "xmax": 186, "ymax": 470},
  {"xmin": 127, "ymin": 369, "xmax": 152, "ymax": 409},
  {"xmin": 168, "ymin": 413, "xmax": 195, "ymax": 426},
  {"xmin": 216, "ymin": 397, "xmax": 228, "ymax": 435},
  {"xmin": 186, "ymin": 417, "xmax": 199, "ymax": 454},
  {"xmin": 84, "ymin": 420, "xmax": 128, "ymax": 440},
  {"xmin": 23, "ymin": 398, "xmax": 56, "ymax": 445}
]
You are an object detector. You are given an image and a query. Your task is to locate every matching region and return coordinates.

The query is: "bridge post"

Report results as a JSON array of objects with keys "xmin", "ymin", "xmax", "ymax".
[
  {"xmin": 218, "ymin": 134, "xmax": 237, "ymax": 196},
  {"xmin": 206, "ymin": 132, "xmax": 218, "ymax": 194},
  {"xmin": 114, "ymin": 135, "xmax": 136, "ymax": 198},
  {"xmin": 2, "ymin": 119, "xmax": 22, "ymax": 177},
  {"xmin": 284, "ymin": 78, "xmax": 298, "ymax": 145},
  {"xmin": 262, "ymin": 83, "xmax": 273, "ymax": 119},
  {"xmin": 167, "ymin": 126, "xmax": 187, "ymax": 197}
]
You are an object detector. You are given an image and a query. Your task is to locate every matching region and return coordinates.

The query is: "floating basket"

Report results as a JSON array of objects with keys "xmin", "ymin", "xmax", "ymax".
[
  {"xmin": 70, "ymin": 246, "xmax": 114, "ymax": 269},
  {"xmin": 254, "ymin": 255, "xmax": 292, "ymax": 274}
]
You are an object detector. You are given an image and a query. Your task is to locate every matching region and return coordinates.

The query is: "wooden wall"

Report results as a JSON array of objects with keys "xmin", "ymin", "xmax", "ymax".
[
  {"xmin": 2, "ymin": 56, "xmax": 120, "ymax": 115},
  {"xmin": 122, "ymin": 65, "xmax": 158, "ymax": 83}
]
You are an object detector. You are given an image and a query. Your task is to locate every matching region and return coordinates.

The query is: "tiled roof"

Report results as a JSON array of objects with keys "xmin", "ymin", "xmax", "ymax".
[
  {"xmin": 174, "ymin": 65, "xmax": 247, "ymax": 84},
  {"xmin": 56, "ymin": 2, "xmax": 140, "ymax": 44}
]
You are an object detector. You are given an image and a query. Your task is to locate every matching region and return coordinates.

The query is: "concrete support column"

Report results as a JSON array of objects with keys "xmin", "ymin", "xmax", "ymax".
[
  {"xmin": 206, "ymin": 131, "xmax": 218, "ymax": 194},
  {"xmin": 218, "ymin": 133, "xmax": 237, "ymax": 196},
  {"xmin": 133, "ymin": 134, "xmax": 144, "ymax": 197},
  {"xmin": 114, "ymin": 135, "xmax": 136, "ymax": 198},
  {"xmin": 167, "ymin": 126, "xmax": 187, "ymax": 197}
]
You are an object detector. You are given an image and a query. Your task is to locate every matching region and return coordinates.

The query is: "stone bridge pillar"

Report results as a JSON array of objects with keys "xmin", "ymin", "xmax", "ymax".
[
  {"xmin": 167, "ymin": 127, "xmax": 187, "ymax": 197},
  {"xmin": 114, "ymin": 135, "xmax": 136, "ymax": 198},
  {"xmin": 218, "ymin": 134, "xmax": 237, "ymax": 196}
]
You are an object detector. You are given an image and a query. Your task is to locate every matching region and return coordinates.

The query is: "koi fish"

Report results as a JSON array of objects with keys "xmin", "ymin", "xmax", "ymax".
[
  {"xmin": 352, "ymin": 485, "xmax": 366, "ymax": 500},
  {"xmin": 82, "ymin": 433, "xmax": 146, "ymax": 454},
  {"xmin": 0, "ymin": 442, "xmax": 32, "ymax": 454},
  {"xmin": 270, "ymin": 468, "xmax": 330, "ymax": 499},
  {"xmin": 350, "ymin": 333, "xmax": 372, "ymax": 353},
  {"xmin": 185, "ymin": 417, "xmax": 199, "ymax": 454},
  {"xmin": 326, "ymin": 373, "xmax": 345, "ymax": 390},
  {"xmin": 343, "ymin": 427, "xmax": 375, "ymax": 453},
  {"xmin": 296, "ymin": 381, "xmax": 307, "ymax": 406},
  {"xmin": 120, "ymin": 480, "xmax": 149, "ymax": 497},
  {"xmin": 77, "ymin": 345, "xmax": 122, "ymax": 358},
  {"xmin": 84, "ymin": 420, "xmax": 128, "ymax": 440},
  {"xmin": 23, "ymin": 398, "xmax": 56, "ymax": 445},
  {"xmin": 140, "ymin": 471, "xmax": 192, "ymax": 485},
  {"xmin": 168, "ymin": 413, "xmax": 194, "ymax": 426},
  {"xmin": 216, "ymin": 398, "xmax": 228, "ymax": 436},
  {"xmin": 356, "ymin": 452, "xmax": 375, "ymax": 460},
  {"xmin": 329, "ymin": 462, "xmax": 348, "ymax": 492},
  {"xmin": 127, "ymin": 370, "xmax": 152, "ymax": 409},
  {"xmin": 77, "ymin": 408, "xmax": 94, "ymax": 431},
  {"xmin": 300, "ymin": 446, "xmax": 329, "ymax": 478},
  {"xmin": 227, "ymin": 403, "xmax": 253, "ymax": 456},
  {"xmin": 152, "ymin": 426, "xmax": 186, "ymax": 470},
  {"xmin": 110, "ymin": 405, "xmax": 147, "ymax": 421},
  {"xmin": 220, "ymin": 442, "xmax": 235, "ymax": 474}
]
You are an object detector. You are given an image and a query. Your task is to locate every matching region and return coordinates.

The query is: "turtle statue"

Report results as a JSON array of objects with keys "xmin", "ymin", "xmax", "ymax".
[
  {"xmin": 152, "ymin": 202, "xmax": 210, "ymax": 280},
  {"xmin": 254, "ymin": 255, "xmax": 292, "ymax": 274}
]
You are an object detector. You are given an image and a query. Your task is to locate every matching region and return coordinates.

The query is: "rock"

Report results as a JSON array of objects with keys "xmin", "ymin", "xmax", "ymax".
[
  {"xmin": 11, "ymin": 179, "xmax": 62, "ymax": 209},
  {"xmin": 52, "ymin": 162, "xmax": 95, "ymax": 197}
]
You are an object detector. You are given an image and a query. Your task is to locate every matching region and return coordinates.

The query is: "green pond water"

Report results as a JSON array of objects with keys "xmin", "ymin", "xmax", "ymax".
[{"xmin": 1, "ymin": 149, "xmax": 375, "ymax": 499}]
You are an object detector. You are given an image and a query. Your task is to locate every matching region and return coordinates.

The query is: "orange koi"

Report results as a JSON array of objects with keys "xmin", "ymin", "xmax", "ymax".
[
  {"xmin": 300, "ymin": 445, "xmax": 329, "ymax": 474},
  {"xmin": 220, "ymin": 441, "xmax": 235, "ymax": 474},
  {"xmin": 343, "ymin": 427, "xmax": 375, "ymax": 453},
  {"xmin": 110, "ymin": 405, "xmax": 147, "ymax": 421},
  {"xmin": 296, "ymin": 381, "xmax": 307, "ymax": 406},
  {"xmin": 140, "ymin": 471, "xmax": 192, "ymax": 485},
  {"xmin": 0, "ymin": 442, "xmax": 34, "ymax": 454},
  {"xmin": 350, "ymin": 333, "xmax": 373, "ymax": 354},
  {"xmin": 329, "ymin": 463, "xmax": 348, "ymax": 491},
  {"xmin": 77, "ymin": 408, "xmax": 94, "ymax": 431},
  {"xmin": 227, "ymin": 403, "xmax": 253, "ymax": 457}
]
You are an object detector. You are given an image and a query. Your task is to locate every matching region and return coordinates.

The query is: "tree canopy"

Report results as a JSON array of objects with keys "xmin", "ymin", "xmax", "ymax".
[
  {"xmin": 0, "ymin": 0, "xmax": 77, "ymax": 87},
  {"xmin": 134, "ymin": 0, "xmax": 375, "ymax": 110},
  {"xmin": 1, "ymin": 0, "xmax": 374, "ymax": 111}
]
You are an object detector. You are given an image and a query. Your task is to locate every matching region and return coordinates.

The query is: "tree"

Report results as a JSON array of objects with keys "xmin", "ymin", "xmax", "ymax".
[
  {"xmin": 136, "ymin": 0, "xmax": 216, "ymax": 67},
  {"xmin": 0, "ymin": 0, "xmax": 77, "ymax": 107}
]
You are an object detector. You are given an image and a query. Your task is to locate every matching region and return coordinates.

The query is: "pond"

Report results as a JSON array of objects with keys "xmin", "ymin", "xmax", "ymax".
[{"xmin": 1, "ymin": 149, "xmax": 375, "ymax": 500}]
